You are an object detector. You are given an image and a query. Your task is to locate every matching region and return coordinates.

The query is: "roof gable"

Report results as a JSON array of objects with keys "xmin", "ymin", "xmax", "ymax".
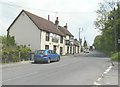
[
  {"xmin": 7, "ymin": 10, "xmax": 65, "ymax": 36},
  {"xmin": 24, "ymin": 10, "xmax": 64, "ymax": 36}
]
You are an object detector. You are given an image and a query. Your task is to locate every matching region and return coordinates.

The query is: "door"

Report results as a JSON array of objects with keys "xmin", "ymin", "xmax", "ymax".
[
  {"xmin": 53, "ymin": 45, "xmax": 57, "ymax": 53},
  {"xmin": 60, "ymin": 47, "xmax": 63, "ymax": 55},
  {"xmin": 48, "ymin": 50, "xmax": 54, "ymax": 61}
]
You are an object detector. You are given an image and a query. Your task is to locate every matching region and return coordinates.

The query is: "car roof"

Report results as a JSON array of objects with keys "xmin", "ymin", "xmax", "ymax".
[{"xmin": 35, "ymin": 49, "xmax": 53, "ymax": 51}]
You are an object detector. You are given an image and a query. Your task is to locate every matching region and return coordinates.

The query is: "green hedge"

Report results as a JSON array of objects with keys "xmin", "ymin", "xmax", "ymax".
[
  {"xmin": 1, "ymin": 35, "xmax": 32, "ymax": 63},
  {"xmin": 111, "ymin": 52, "xmax": 120, "ymax": 62},
  {"xmin": 2, "ymin": 45, "xmax": 31, "ymax": 63}
]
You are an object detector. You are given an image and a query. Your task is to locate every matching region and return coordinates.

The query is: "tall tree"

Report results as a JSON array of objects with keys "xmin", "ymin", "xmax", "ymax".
[{"xmin": 94, "ymin": 0, "xmax": 120, "ymax": 54}]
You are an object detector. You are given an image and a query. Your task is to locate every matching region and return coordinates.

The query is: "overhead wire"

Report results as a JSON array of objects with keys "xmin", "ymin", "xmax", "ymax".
[{"xmin": 0, "ymin": 1, "xmax": 95, "ymax": 14}]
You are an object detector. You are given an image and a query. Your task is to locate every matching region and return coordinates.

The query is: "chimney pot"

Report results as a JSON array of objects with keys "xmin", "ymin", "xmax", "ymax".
[
  {"xmin": 48, "ymin": 15, "xmax": 50, "ymax": 21},
  {"xmin": 55, "ymin": 17, "xmax": 59, "ymax": 25},
  {"xmin": 64, "ymin": 23, "xmax": 68, "ymax": 29}
]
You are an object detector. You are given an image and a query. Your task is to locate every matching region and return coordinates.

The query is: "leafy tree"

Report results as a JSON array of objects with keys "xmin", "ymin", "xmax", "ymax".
[
  {"xmin": 83, "ymin": 40, "xmax": 87, "ymax": 49},
  {"xmin": 94, "ymin": 0, "xmax": 120, "ymax": 56}
]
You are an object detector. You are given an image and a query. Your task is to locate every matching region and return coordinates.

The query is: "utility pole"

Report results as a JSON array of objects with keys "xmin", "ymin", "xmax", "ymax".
[
  {"xmin": 117, "ymin": 2, "xmax": 120, "ymax": 51},
  {"xmin": 113, "ymin": 7, "xmax": 117, "ymax": 52},
  {"xmin": 113, "ymin": 2, "xmax": 120, "ymax": 52},
  {"xmin": 79, "ymin": 28, "xmax": 83, "ymax": 53}
]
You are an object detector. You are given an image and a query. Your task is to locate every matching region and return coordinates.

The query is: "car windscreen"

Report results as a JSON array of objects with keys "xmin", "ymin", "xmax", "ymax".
[{"xmin": 35, "ymin": 50, "xmax": 45, "ymax": 54}]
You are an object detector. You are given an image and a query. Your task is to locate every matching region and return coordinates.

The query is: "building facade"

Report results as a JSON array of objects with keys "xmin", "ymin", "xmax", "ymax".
[{"xmin": 7, "ymin": 10, "xmax": 79, "ymax": 55}]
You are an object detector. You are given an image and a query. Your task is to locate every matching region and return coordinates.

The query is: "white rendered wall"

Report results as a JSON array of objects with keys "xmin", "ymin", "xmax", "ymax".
[{"xmin": 9, "ymin": 12, "xmax": 41, "ymax": 51}]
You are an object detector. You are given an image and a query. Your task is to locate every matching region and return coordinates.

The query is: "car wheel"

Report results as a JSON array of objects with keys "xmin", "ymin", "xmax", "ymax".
[
  {"xmin": 47, "ymin": 58, "xmax": 51, "ymax": 64},
  {"xmin": 34, "ymin": 61, "xmax": 37, "ymax": 63}
]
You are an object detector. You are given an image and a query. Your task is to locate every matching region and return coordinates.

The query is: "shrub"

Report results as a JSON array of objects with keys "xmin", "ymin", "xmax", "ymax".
[
  {"xmin": 111, "ymin": 52, "xmax": 120, "ymax": 62},
  {"xmin": 1, "ymin": 35, "xmax": 32, "ymax": 63},
  {"xmin": 18, "ymin": 45, "xmax": 31, "ymax": 61}
]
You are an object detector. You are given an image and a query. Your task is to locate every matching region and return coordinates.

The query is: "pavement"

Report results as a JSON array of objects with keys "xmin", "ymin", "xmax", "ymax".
[
  {"xmin": 1, "ymin": 55, "xmax": 72, "ymax": 69},
  {"xmin": 1, "ymin": 51, "xmax": 119, "ymax": 85}
]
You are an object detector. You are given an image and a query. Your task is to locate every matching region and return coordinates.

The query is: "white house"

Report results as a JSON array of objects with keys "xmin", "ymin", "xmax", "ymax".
[{"xmin": 7, "ymin": 10, "xmax": 79, "ymax": 55}]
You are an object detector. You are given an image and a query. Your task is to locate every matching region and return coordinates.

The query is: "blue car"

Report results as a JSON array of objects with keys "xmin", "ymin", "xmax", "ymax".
[{"xmin": 34, "ymin": 50, "xmax": 60, "ymax": 63}]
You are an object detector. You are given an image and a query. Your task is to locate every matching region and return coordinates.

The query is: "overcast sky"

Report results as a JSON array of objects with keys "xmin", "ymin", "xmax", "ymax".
[{"xmin": 0, "ymin": 0, "xmax": 103, "ymax": 45}]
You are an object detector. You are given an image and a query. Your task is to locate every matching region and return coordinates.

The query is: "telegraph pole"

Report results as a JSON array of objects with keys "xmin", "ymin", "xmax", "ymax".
[
  {"xmin": 117, "ymin": 2, "xmax": 120, "ymax": 52},
  {"xmin": 79, "ymin": 28, "xmax": 83, "ymax": 52},
  {"xmin": 113, "ymin": 7, "xmax": 117, "ymax": 52},
  {"xmin": 113, "ymin": 2, "xmax": 120, "ymax": 52}
]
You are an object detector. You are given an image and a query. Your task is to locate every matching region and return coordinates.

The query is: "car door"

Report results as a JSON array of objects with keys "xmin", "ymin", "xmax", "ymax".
[
  {"xmin": 53, "ymin": 50, "xmax": 58, "ymax": 61},
  {"xmin": 52, "ymin": 50, "xmax": 57, "ymax": 61}
]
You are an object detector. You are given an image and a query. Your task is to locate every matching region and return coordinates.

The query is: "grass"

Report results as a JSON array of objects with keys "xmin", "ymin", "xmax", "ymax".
[{"xmin": 111, "ymin": 52, "xmax": 120, "ymax": 62}]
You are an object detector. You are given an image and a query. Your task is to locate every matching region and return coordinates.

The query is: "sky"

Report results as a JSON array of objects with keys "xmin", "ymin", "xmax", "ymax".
[{"xmin": 0, "ymin": 0, "xmax": 103, "ymax": 46}]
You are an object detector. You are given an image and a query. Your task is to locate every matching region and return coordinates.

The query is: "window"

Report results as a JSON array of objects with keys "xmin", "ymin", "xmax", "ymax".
[
  {"xmin": 60, "ymin": 36, "xmax": 63, "ymax": 43},
  {"xmin": 46, "ymin": 32, "xmax": 50, "ymax": 41},
  {"xmin": 66, "ymin": 40, "xmax": 70, "ymax": 45},
  {"xmin": 45, "ymin": 45, "xmax": 49, "ymax": 49},
  {"xmin": 49, "ymin": 50, "xmax": 56, "ymax": 54},
  {"xmin": 52, "ymin": 34, "xmax": 59, "ymax": 43},
  {"xmin": 35, "ymin": 50, "xmax": 45, "ymax": 54}
]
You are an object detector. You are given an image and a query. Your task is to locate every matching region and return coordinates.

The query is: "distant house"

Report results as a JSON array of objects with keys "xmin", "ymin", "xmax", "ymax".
[{"xmin": 7, "ymin": 10, "xmax": 79, "ymax": 55}]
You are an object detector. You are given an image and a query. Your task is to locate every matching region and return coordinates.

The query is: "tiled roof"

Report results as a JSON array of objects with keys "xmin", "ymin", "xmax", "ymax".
[
  {"xmin": 24, "ymin": 10, "xmax": 65, "ymax": 36},
  {"xmin": 58, "ymin": 26, "xmax": 73, "ymax": 37}
]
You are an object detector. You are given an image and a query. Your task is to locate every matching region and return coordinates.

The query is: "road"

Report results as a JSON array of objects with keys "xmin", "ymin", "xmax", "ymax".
[{"xmin": 2, "ymin": 50, "xmax": 116, "ymax": 85}]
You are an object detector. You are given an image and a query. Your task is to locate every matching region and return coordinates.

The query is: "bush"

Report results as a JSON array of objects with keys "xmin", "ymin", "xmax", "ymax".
[
  {"xmin": 1, "ymin": 35, "xmax": 32, "ymax": 63},
  {"xmin": 2, "ymin": 45, "xmax": 31, "ymax": 63},
  {"xmin": 18, "ymin": 45, "xmax": 31, "ymax": 61},
  {"xmin": 111, "ymin": 52, "xmax": 120, "ymax": 62}
]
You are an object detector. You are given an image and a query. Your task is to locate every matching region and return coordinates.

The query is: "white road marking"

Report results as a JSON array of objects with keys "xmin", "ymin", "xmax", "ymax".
[
  {"xmin": 104, "ymin": 71, "xmax": 108, "ymax": 74},
  {"xmin": 94, "ymin": 81, "xmax": 101, "ymax": 85},
  {"xmin": 93, "ymin": 65, "xmax": 113, "ymax": 85},
  {"xmin": 97, "ymin": 78, "xmax": 102, "ymax": 81},
  {"xmin": 108, "ymin": 66, "xmax": 112, "ymax": 69}
]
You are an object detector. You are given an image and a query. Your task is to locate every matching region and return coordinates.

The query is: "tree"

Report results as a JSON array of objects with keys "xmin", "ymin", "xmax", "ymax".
[
  {"xmin": 94, "ymin": 0, "xmax": 120, "ymax": 55},
  {"xmin": 83, "ymin": 40, "xmax": 87, "ymax": 49}
]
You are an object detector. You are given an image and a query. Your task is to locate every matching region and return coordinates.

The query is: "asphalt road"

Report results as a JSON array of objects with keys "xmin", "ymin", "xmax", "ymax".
[{"xmin": 2, "ymin": 50, "xmax": 112, "ymax": 85}]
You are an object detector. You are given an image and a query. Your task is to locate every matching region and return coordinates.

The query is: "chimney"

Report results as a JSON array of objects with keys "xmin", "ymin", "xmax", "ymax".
[
  {"xmin": 48, "ymin": 15, "xmax": 50, "ymax": 21},
  {"xmin": 64, "ymin": 23, "xmax": 68, "ymax": 29},
  {"xmin": 55, "ymin": 17, "xmax": 59, "ymax": 26}
]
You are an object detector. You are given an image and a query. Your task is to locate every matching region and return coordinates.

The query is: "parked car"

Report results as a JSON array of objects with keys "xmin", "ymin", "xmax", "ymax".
[
  {"xmin": 34, "ymin": 50, "xmax": 60, "ymax": 63},
  {"xmin": 84, "ymin": 48, "xmax": 89, "ymax": 53}
]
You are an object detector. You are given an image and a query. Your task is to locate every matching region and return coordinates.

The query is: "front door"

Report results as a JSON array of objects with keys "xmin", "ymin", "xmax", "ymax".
[
  {"xmin": 53, "ymin": 45, "xmax": 57, "ymax": 53},
  {"xmin": 60, "ymin": 47, "xmax": 63, "ymax": 55}
]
